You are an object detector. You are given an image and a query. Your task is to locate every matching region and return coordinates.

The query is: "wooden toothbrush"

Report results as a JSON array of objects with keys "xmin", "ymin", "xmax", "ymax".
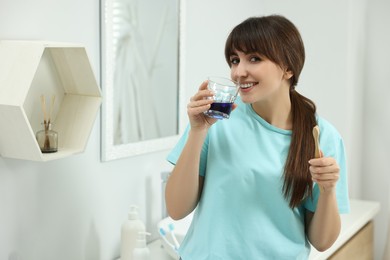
[
  {"xmin": 313, "ymin": 126, "xmax": 321, "ymax": 159},
  {"xmin": 312, "ymin": 125, "xmax": 324, "ymax": 192}
]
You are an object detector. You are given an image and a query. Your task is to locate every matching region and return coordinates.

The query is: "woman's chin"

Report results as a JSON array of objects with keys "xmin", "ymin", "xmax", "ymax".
[{"xmin": 239, "ymin": 95, "xmax": 254, "ymax": 104}]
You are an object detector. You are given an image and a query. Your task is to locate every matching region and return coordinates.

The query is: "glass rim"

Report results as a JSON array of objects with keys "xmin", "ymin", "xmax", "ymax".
[{"xmin": 207, "ymin": 76, "xmax": 237, "ymax": 87}]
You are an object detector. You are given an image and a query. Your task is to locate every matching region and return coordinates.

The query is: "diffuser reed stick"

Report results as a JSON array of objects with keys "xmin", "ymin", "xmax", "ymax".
[
  {"xmin": 40, "ymin": 94, "xmax": 47, "ymax": 124},
  {"xmin": 48, "ymin": 94, "xmax": 55, "ymax": 125}
]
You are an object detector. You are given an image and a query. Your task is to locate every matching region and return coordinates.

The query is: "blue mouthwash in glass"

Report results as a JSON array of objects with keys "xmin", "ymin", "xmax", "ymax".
[{"xmin": 204, "ymin": 102, "xmax": 233, "ymax": 119}]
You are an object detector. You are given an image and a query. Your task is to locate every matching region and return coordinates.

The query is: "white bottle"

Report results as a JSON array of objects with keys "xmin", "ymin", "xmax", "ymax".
[
  {"xmin": 132, "ymin": 232, "xmax": 151, "ymax": 260},
  {"xmin": 121, "ymin": 205, "xmax": 146, "ymax": 260}
]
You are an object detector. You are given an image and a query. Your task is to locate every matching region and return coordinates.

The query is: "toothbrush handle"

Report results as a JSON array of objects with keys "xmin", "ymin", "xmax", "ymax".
[
  {"xmin": 171, "ymin": 232, "xmax": 180, "ymax": 248},
  {"xmin": 161, "ymin": 233, "xmax": 176, "ymax": 250},
  {"xmin": 312, "ymin": 126, "xmax": 324, "ymax": 192}
]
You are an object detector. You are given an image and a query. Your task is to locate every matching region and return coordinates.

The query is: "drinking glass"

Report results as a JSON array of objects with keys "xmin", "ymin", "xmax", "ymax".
[{"xmin": 203, "ymin": 76, "xmax": 238, "ymax": 119}]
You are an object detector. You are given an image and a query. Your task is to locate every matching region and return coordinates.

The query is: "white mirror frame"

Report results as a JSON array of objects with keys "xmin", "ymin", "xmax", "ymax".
[{"xmin": 100, "ymin": 0, "xmax": 185, "ymax": 161}]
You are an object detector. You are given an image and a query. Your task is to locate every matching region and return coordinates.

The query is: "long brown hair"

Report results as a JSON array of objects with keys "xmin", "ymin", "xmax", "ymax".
[{"xmin": 225, "ymin": 15, "xmax": 317, "ymax": 208}]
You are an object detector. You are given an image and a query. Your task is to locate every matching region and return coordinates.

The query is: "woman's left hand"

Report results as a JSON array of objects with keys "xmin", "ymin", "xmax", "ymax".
[{"xmin": 309, "ymin": 153, "xmax": 340, "ymax": 192}]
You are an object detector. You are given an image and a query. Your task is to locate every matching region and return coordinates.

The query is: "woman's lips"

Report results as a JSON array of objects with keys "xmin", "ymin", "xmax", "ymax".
[{"xmin": 239, "ymin": 82, "xmax": 257, "ymax": 92}]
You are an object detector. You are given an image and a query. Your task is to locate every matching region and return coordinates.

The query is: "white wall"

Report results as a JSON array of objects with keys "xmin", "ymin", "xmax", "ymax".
[
  {"xmin": 363, "ymin": 0, "xmax": 390, "ymax": 259},
  {"xmin": 1, "ymin": 0, "xmax": 386, "ymax": 259}
]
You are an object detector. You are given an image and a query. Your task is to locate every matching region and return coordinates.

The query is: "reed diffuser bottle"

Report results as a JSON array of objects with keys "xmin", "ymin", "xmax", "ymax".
[
  {"xmin": 36, "ymin": 121, "xmax": 58, "ymax": 153},
  {"xmin": 36, "ymin": 94, "xmax": 58, "ymax": 153}
]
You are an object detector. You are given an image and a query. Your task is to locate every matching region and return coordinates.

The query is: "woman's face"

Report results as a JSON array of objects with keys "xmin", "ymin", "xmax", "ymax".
[{"xmin": 229, "ymin": 50, "xmax": 292, "ymax": 104}]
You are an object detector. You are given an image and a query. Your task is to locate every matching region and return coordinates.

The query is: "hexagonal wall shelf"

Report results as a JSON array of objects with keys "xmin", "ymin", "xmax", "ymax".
[{"xmin": 0, "ymin": 40, "xmax": 102, "ymax": 161}]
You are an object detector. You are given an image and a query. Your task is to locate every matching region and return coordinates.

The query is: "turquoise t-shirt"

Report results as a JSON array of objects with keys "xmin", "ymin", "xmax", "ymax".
[{"xmin": 166, "ymin": 97, "xmax": 350, "ymax": 260}]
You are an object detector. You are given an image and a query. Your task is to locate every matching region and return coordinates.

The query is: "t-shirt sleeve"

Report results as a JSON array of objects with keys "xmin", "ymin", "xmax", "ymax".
[
  {"xmin": 166, "ymin": 125, "xmax": 188, "ymax": 165},
  {"xmin": 166, "ymin": 125, "xmax": 209, "ymax": 177},
  {"xmin": 304, "ymin": 130, "xmax": 350, "ymax": 214}
]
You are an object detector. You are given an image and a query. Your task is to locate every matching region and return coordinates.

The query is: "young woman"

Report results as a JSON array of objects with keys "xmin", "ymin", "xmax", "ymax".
[{"xmin": 165, "ymin": 15, "xmax": 349, "ymax": 259}]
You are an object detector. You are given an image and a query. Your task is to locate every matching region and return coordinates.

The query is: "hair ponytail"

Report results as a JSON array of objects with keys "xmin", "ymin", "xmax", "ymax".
[{"xmin": 283, "ymin": 89, "xmax": 317, "ymax": 208}]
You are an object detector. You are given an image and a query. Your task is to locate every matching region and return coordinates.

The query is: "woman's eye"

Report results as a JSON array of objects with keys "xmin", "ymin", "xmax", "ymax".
[
  {"xmin": 230, "ymin": 57, "xmax": 239, "ymax": 64},
  {"xmin": 250, "ymin": 56, "xmax": 261, "ymax": 62}
]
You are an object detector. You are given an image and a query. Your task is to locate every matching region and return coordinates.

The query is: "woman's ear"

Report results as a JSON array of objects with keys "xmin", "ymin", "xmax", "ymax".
[{"xmin": 284, "ymin": 70, "xmax": 293, "ymax": 80}]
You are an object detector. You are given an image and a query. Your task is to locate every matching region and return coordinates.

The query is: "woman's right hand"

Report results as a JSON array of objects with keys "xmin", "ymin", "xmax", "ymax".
[{"xmin": 187, "ymin": 81, "xmax": 217, "ymax": 130}]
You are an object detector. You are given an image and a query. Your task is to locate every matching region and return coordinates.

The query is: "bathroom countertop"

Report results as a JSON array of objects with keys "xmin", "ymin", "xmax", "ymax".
[
  {"xmin": 309, "ymin": 199, "xmax": 380, "ymax": 259},
  {"xmin": 117, "ymin": 199, "xmax": 380, "ymax": 260}
]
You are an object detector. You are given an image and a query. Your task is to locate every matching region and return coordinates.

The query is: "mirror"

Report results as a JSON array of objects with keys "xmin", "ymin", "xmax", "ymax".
[{"xmin": 101, "ymin": 0, "xmax": 184, "ymax": 161}]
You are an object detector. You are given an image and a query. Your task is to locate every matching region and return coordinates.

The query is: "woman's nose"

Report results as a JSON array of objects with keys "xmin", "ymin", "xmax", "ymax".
[{"xmin": 231, "ymin": 63, "xmax": 248, "ymax": 80}]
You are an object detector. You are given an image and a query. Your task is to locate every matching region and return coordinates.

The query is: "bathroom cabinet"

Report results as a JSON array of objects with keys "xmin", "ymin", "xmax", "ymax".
[
  {"xmin": 0, "ymin": 41, "xmax": 102, "ymax": 161},
  {"xmin": 309, "ymin": 199, "xmax": 379, "ymax": 259},
  {"xmin": 329, "ymin": 221, "xmax": 373, "ymax": 260}
]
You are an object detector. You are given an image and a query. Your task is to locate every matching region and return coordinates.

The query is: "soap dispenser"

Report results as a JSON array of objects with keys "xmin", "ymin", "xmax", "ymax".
[
  {"xmin": 132, "ymin": 231, "xmax": 151, "ymax": 260},
  {"xmin": 121, "ymin": 205, "xmax": 146, "ymax": 260}
]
